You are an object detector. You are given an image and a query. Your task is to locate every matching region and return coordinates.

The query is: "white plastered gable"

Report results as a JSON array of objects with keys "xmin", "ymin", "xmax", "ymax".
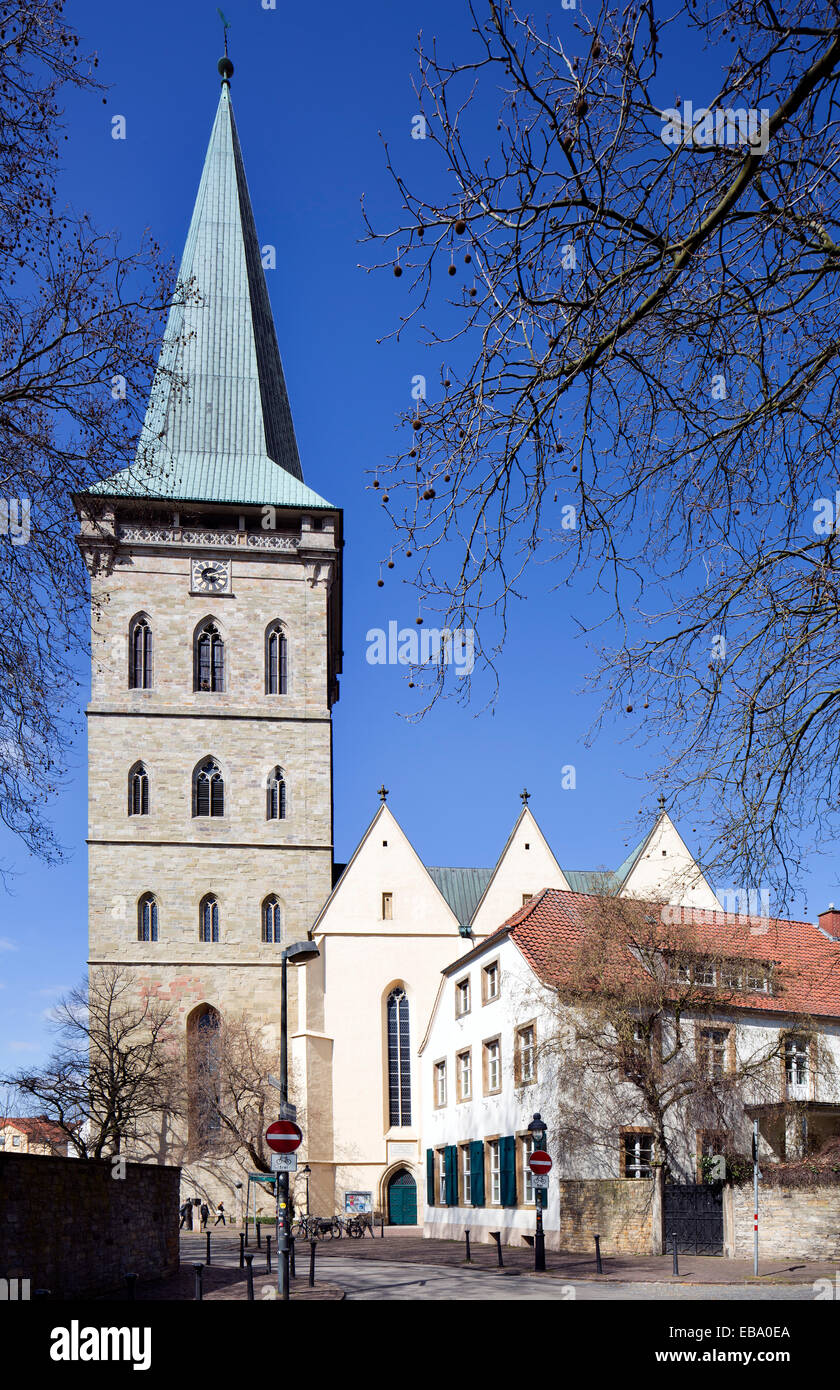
[
  {"xmin": 620, "ymin": 813, "xmax": 721, "ymax": 909},
  {"xmin": 470, "ymin": 806, "xmax": 570, "ymax": 937}
]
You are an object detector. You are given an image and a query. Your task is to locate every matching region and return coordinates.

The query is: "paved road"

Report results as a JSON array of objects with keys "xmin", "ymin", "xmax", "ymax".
[{"xmin": 324, "ymin": 1257, "xmax": 818, "ymax": 1301}]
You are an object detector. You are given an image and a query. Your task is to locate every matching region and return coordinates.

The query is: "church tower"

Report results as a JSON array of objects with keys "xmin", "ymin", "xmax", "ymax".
[{"xmin": 76, "ymin": 60, "xmax": 341, "ymax": 1175}]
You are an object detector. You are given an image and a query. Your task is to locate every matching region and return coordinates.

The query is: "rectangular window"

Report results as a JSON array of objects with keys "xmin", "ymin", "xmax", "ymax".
[
  {"xmin": 698, "ymin": 1027, "xmax": 729, "ymax": 1079},
  {"xmin": 461, "ymin": 1145, "xmax": 472, "ymax": 1205},
  {"xmin": 456, "ymin": 1048, "xmax": 472, "ymax": 1101},
  {"xmin": 721, "ymin": 962, "xmax": 742, "ymax": 989},
  {"xmin": 11, "ymin": 1133, "xmax": 21, "ymax": 1148},
  {"xmin": 434, "ymin": 1060, "xmax": 447, "ymax": 1108},
  {"xmin": 437, "ymin": 1148, "xmax": 446, "ymax": 1204},
  {"xmin": 745, "ymin": 963, "xmax": 770, "ymax": 993},
  {"xmin": 516, "ymin": 1025, "xmax": 536, "ymax": 1085},
  {"xmin": 482, "ymin": 960, "xmax": 500, "ymax": 1003},
  {"xmin": 522, "ymin": 1132, "xmax": 536, "ymax": 1204},
  {"xmin": 382, "ymin": 892, "xmax": 393, "ymax": 920},
  {"xmin": 488, "ymin": 1139, "xmax": 501, "ymax": 1205},
  {"xmin": 455, "ymin": 977, "xmax": 471, "ymax": 1017},
  {"xmin": 484, "ymin": 1037, "xmax": 501, "ymax": 1094},
  {"xmin": 622, "ymin": 1131, "xmax": 653, "ymax": 1178},
  {"xmin": 522, "ymin": 893, "xmax": 533, "ymax": 905},
  {"xmin": 694, "ymin": 961, "xmax": 717, "ymax": 987},
  {"xmin": 785, "ymin": 1036, "xmax": 808, "ymax": 1091}
]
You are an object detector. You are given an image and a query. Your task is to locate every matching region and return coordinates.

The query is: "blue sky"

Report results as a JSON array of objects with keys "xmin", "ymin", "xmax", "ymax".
[{"xmin": 1, "ymin": 0, "xmax": 836, "ymax": 1070}]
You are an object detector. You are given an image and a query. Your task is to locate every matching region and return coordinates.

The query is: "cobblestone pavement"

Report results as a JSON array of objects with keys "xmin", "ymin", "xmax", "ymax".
[{"xmin": 177, "ymin": 1229, "xmax": 837, "ymax": 1291}]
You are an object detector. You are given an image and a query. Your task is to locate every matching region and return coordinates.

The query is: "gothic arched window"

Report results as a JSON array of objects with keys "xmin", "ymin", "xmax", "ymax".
[
  {"xmin": 195, "ymin": 621, "xmax": 224, "ymax": 692},
  {"xmin": 266, "ymin": 623, "xmax": 288, "ymax": 695},
  {"xmin": 138, "ymin": 893, "xmax": 158, "ymax": 942},
  {"xmin": 199, "ymin": 895, "xmax": 220, "ymax": 943},
  {"xmin": 187, "ymin": 1004, "xmax": 222, "ymax": 1151},
  {"xmin": 387, "ymin": 988, "xmax": 411, "ymax": 1127},
  {"xmin": 128, "ymin": 762, "xmax": 149, "ymax": 816},
  {"xmin": 262, "ymin": 894, "xmax": 283, "ymax": 943},
  {"xmin": 193, "ymin": 759, "xmax": 224, "ymax": 818},
  {"xmin": 266, "ymin": 766, "xmax": 286, "ymax": 820},
  {"xmin": 129, "ymin": 615, "xmax": 152, "ymax": 690}
]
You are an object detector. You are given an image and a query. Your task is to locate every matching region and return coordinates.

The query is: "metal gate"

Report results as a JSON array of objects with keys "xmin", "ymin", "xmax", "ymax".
[
  {"xmin": 387, "ymin": 1170, "xmax": 417, "ymax": 1226},
  {"xmin": 663, "ymin": 1182, "xmax": 723, "ymax": 1255}
]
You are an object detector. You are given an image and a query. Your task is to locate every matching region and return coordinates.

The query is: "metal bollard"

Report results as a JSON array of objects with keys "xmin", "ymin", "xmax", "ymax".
[
  {"xmin": 489, "ymin": 1231, "xmax": 504, "ymax": 1268},
  {"xmin": 206, "ymin": 1232, "xmax": 211, "ymax": 1266},
  {"xmin": 239, "ymin": 1231, "xmax": 245, "ymax": 1268},
  {"xmin": 245, "ymin": 1253, "xmax": 255, "ymax": 1300},
  {"xmin": 193, "ymin": 1262, "xmax": 204, "ymax": 1301},
  {"xmin": 464, "ymin": 1229, "xmax": 472, "ymax": 1263},
  {"xmin": 125, "ymin": 1273, "xmax": 138, "ymax": 1300},
  {"xmin": 308, "ymin": 1239, "xmax": 317, "ymax": 1288},
  {"xmin": 290, "ymin": 1236, "xmax": 296, "ymax": 1280},
  {"xmin": 266, "ymin": 1235, "xmax": 272, "ymax": 1274},
  {"xmin": 594, "ymin": 1234, "xmax": 603, "ymax": 1274},
  {"xmin": 257, "ymin": 1219, "xmax": 262, "ymax": 1249},
  {"xmin": 672, "ymin": 1231, "xmax": 679, "ymax": 1276},
  {"xmin": 380, "ymin": 1210, "xmax": 385, "ymax": 1238}
]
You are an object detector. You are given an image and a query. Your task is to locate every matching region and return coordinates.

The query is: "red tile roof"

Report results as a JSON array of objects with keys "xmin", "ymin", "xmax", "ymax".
[
  {"xmin": 1, "ymin": 1116, "xmax": 69, "ymax": 1146},
  {"xmin": 483, "ymin": 889, "xmax": 840, "ymax": 1020}
]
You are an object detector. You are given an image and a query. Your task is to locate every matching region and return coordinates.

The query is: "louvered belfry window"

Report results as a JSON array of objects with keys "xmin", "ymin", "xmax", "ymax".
[
  {"xmin": 196, "ymin": 623, "xmax": 224, "ymax": 692},
  {"xmin": 128, "ymin": 763, "xmax": 149, "ymax": 816},
  {"xmin": 129, "ymin": 617, "xmax": 152, "ymax": 689},
  {"xmin": 266, "ymin": 625, "xmax": 287, "ymax": 694},
  {"xmin": 266, "ymin": 767, "xmax": 286, "ymax": 820},
  {"xmin": 138, "ymin": 894, "xmax": 158, "ymax": 942},
  {"xmin": 194, "ymin": 759, "xmax": 224, "ymax": 817},
  {"xmin": 387, "ymin": 988, "xmax": 411, "ymax": 1126},
  {"xmin": 200, "ymin": 895, "xmax": 220, "ymax": 943}
]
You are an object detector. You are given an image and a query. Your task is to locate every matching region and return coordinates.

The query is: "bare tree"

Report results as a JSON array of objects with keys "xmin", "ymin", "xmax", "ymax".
[
  {"xmin": 366, "ymin": 0, "xmax": 840, "ymax": 903},
  {"xmin": 538, "ymin": 895, "xmax": 833, "ymax": 1183},
  {"xmin": 3, "ymin": 966, "xmax": 181, "ymax": 1158},
  {"xmin": 0, "ymin": 0, "xmax": 188, "ymax": 864}
]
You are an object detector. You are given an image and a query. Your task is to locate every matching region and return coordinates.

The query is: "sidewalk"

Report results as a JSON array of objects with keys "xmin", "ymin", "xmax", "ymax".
[{"xmin": 178, "ymin": 1228, "xmax": 837, "ymax": 1285}]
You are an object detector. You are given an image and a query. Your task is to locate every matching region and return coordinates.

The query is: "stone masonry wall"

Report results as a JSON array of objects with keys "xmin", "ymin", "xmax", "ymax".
[
  {"xmin": 426, "ymin": 1178, "xmax": 655, "ymax": 1253},
  {"xmin": 0, "ymin": 1153, "xmax": 180, "ymax": 1298},
  {"xmin": 729, "ymin": 1184, "xmax": 840, "ymax": 1260}
]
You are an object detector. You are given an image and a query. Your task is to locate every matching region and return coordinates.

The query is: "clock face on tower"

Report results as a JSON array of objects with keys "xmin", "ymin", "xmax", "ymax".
[{"xmin": 190, "ymin": 557, "xmax": 231, "ymax": 595}]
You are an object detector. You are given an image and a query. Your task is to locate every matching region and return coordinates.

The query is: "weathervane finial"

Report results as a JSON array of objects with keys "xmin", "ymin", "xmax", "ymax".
[{"xmin": 217, "ymin": 8, "xmax": 233, "ymax": 81}]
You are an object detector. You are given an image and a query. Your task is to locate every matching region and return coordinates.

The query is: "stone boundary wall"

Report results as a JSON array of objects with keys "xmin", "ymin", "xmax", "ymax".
[
  {"xmin": 0, "ymin": 1154, "xmax": 180, "ymax": 1298},
  {"xmin": 727, "ymin": 1183, "xmax": 840, "ymax": 1260},
  {"xmin": 425, "ymin": 1178, "xmax": 655, "ymax": 1254}
]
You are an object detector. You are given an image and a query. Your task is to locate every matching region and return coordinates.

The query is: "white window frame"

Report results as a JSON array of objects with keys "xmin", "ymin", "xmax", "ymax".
[
  {"xmin": 455, "ymin": 977, "xmax": 471, "ymax": 1017},
  {"xmin": 483, "ymin": 960, "xmax": 500, "ymax": 1002},
  {"xmin": 518, "ymin": 1024, "xmax": 536, "ymax": 1084},
  {"xmin": 485, "ymin": 1038, "xmax": 501, "ymax": 1093},
  {"xmin": 461, "ymin": 1145, "xmax": 472, "ymax": 1205},
  {"xmin": 457, "ymin": 1048, "xmax": 472, "ymax": 1101},
  {"xmin": 488, "ymin": 1139, "xmax": 501, "ymax": 1205},
  {"xmin": 522, "ymin": 1132, "xmax": 536, "ymax": 1204},
  {"xmin": 437, "ymin": 1148, "xmax": 446, "ymax": 1204},
  {"xmin": 434, "ymin": 1060, "xmax": 447, "ymax": 1108}
]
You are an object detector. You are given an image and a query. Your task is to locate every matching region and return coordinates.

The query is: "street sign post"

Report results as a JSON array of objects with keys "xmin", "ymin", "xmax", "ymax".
[
  {"xmin": 266, "ymin": 1120, "xmax": 303, "ymax": 1154},
  {"xmin": 531, "ymin": 1173, "xmax": 549, "ymax": 1190},
  {"xmin": 528, "ymin": 1150, "xmax": 553, "ymax": 1176},
  {"xmin": 270, "ymin": 1153, "xmax": 298, "ymax": 1172}
]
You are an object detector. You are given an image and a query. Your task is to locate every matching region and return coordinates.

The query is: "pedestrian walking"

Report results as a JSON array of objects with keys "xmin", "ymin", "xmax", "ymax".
[
  {"xmin": 214, "ymin": 1202, "xmax": 226, "ymax": 1226},
  {"xmin": 199, "ymin": 1202, "xmax": 210, "ymax": 1230},
  {"xmin": 179, "ymin": 1200, "xmax": 192, "ymax": 1230}
]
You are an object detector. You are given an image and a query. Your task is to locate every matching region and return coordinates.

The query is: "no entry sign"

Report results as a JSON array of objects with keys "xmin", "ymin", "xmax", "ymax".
[
  {"xmin": 266, "ymin": 1120, "xmax": 302, "ymax": 1153},
  {"xmin": 528, "ymin": 1149, "xmax": 552, "ymax": 1175}
]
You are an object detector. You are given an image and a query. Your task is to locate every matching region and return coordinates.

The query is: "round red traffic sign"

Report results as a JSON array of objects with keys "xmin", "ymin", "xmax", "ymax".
[
  {"xmin": 266, "ymin": 1120, "xmax": 302, "ymax": 1153},
  {"xmin": 528, "ymin": 1149, "xmax": 552, "ymax": 1175}
]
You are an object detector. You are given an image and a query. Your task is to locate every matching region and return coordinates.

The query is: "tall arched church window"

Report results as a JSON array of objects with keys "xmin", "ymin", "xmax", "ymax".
[
  {"xmin": 262, "ymin": 895, "xmax": 283, "ymax": 943},
  {"xmin": 387, "ymin": 988, "xmax": 411, "ymax": 1127},
  {"xmin": 266, "ymin": 767, "xmax": 286, "ymax": 821},
  {"xmin": 199, "ymin": 895, "xmax": 220, "ymax": 943},
  {"xmin": 194, "ymin": 759, "xmax": 224, "ymax": 818},
  {"xmin": 137, "ymin": 894, "xmax": 158, "ymax": 942},
  {"xmin": 129, "ymin": 616, "xmax": 152, "ymax": 689},
  {"xmin": 128, "ymin": 762, "xmax": 149, "ymax": 816},
  {"xmin": 187, "ymin": 1004, "xmax": 222, "ymax": 1150},
  {"xmin": 195, "ymin": 622, "xmax": 224, "ymax": 692},
  {"xmin": 266, "ymin": 623, "xmax": 287, "ymax": 694}
]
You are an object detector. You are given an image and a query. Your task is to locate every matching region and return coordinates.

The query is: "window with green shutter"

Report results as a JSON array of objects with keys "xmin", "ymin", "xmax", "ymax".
[
  {"xmin": 426, "ymin": 1147, "xmax": 435, "ymax": 1206},
  {"xmin": 469, "ymin": 1139, "xmax": 485, "ymax": 1206},
  {"xmin": 500, "ymin": 1135, "xmax": 517, "ymax": 1207},
  {"xmin": 444, "ymin": 1145, "xmax": 459, "ymax": 1206}
]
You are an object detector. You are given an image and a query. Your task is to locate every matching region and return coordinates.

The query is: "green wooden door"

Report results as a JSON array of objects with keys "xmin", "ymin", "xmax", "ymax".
[{"xmin": 388, "ymin": 1170, "xmax": 417, "ymax": 1225}]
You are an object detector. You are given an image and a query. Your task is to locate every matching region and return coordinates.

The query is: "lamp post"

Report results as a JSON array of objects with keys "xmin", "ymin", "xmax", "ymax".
[
  {"xmin": 276, "ymin": 939, "xmax": 320, "ymax": 1301},
  {"xmin": 301, "ymin": 1163, "xmax": 312, "ymax": 1216},
  {"xmin": 527, "ymin": 1112, "xmax": 548, "ymax": 1272}
]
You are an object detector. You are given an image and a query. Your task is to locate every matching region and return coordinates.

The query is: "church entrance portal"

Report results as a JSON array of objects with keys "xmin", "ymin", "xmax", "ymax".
[{"xmin": 387, "ymin": 1169, "xmax": 417, "ymax": 1226}]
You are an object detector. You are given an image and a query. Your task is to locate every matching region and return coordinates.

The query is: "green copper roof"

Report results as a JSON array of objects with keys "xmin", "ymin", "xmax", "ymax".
[
  {"xmin": 91, "ymin": 80, "xmax": 332, "ymax": 510},
  {"xmin": 427, "ymin": 867, "xmax": 493, "ymax": 926}
]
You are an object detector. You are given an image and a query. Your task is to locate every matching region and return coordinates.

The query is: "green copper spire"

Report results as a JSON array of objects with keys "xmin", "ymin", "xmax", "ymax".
[{"xmin": 91, "ymin": 65, "xmax": 332, "ymax": 510}]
